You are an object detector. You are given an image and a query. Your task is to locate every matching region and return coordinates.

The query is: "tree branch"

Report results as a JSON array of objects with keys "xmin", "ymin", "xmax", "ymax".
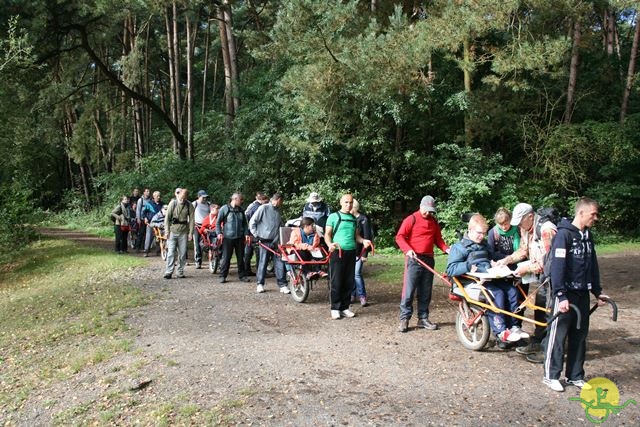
[{"xmin": 67, "ymin": 23, "xmax": 186, "ymax": 152}]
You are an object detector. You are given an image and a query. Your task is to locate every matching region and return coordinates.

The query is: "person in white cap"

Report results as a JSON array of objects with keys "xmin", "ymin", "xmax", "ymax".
[
  {"xmin": 498, "ymin": 202, "xmax": 557, "ymax": 362},
  {"xmin": 395, "ymin": 195, "xmax": 449, "ymax": 332},
  {"xmin": 302, "ymin": 192, "xmax": 331, "ymax": 229},
  {"xmin": 192, "ymin": 190, "xmax": 211, "ymax": 269}
]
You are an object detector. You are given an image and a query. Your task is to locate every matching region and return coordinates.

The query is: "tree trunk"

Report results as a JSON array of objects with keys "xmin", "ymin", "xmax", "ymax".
[
  {"xmin": 201, "ymin": 16, "xmax": 211, "ymax": 128},
  {"xmin": 186, "ymin": 13, "xmax": 195, "ymax": 160},
  {"xmin": 71, "ymin": 23, "xmax": 187, "ymax": 154},
  {"xmin": 223, "ymin": 0, "xmax": 240, "ymax": 113},
  {"xmin": 621, "ymin": 16, "xmax": 640, "ymax": 123},
  {"xmin": 564, "ymin": 20, "xmax": 581, "ymax": 124},
  {"xmin": 144, "ymin": 20, "xmax": 151, "ymax": 155},
  {"xmin": 217, "ymin": 5, "xmax": 234, "ymax": 131},
  {"xmin": 164, "ymin": 8, "xmax": 178, "ymax": 153},
  {"xmin": 462, "ymin": 38, "xmax": 473, "ymax": 146}
]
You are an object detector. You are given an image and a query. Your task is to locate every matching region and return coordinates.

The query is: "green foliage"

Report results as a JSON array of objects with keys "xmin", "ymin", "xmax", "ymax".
[
  {"xmin": 430, "ymin": 144, "xmax": 518, "ymax": 242},
  {"xmin": 0, "ymin": 182, "xmax": 37, "ymax": 262}
]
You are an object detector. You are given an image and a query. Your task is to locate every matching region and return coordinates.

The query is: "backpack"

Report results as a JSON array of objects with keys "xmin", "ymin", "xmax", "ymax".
[
  {"xmin": 331, "ymin": 212, "xmax": 356, "ymax": 236},
  {"xmin": 532, "ymin": 207, "xmax": 560, "ymax": 281},
  {"xmin": 533, "ymin": 207, "xmax": 560, "ymax": 241}
]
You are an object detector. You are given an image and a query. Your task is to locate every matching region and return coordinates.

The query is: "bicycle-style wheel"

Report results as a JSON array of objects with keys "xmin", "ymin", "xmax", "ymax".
[
  {"xmin": 288, "ymin": 267, "xmax": 310, "ymax": 303},
  {"xmin": 160, "ymin": 240, "xmax": 167, "ymax": 260},
  {"xmin": 455, "ymin": 302, "xmax": 490, "ymax": 351},
  {"xmin": 128, "ymin": 228, "xmax": 137, "ymax": 249}
]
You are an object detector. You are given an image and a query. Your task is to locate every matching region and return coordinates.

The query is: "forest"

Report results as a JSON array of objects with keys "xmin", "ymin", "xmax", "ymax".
[{"xmin": 2, "ymin": 0, "xmax": 640, "ymax": 250}]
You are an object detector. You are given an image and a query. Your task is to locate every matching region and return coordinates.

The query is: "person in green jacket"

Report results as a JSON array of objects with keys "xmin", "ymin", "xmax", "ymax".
[{"xmin": 163, "ymin": 188, "xmax": 195, "ymax": 279}]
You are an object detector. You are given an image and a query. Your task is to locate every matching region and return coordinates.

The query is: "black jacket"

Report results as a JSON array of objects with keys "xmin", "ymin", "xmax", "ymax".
[{"xmin": 549, "ymin": 218, "xmax": 601, "ymax": 302}]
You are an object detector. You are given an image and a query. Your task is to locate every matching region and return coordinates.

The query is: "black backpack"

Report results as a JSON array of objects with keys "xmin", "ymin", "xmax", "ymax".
[
  {"xmin": 533, "ymin": 207, "xmax": 560, "ymax": 281},
  {"xmin": 533, "ymin": 207, "xmax": 560, "ymax": 241}
]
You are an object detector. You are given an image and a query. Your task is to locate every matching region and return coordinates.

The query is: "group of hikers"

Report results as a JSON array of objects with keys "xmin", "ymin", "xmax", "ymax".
[{"xmin": 112, "ymin": 189, "xmax": 608, "ymax": 393}]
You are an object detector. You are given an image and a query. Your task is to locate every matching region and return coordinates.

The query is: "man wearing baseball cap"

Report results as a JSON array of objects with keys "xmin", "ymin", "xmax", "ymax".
[
  {"xmin": 192, "ymin": 190, "xmax": 211, "ymax": 269},
  {"xmin": 395, "ymin": 195, "xmax": 450, "ymax": 332},
  {"xmin": 499, "ymin": 202, "xmax": 557, "ymax": 363}
]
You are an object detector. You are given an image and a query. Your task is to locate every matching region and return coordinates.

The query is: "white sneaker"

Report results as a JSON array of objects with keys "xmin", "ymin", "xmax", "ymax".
[
  {"xmin": 256, "ymin": 284, "xmax": 265, "ymax": 293},
  {"xmin": 511, "ymin": 326, "xmax": 529, "ymax": 339},
  {"xmin": 543, "ymin": 378, "xmax": 564, "ymax": 392},
  {"xmin": 566, "ymin": 379, "xmax": 593, "ymax": 390},
  {"xmin": 341, "ymin": 309, "xmax": 356, "ymax": 318},
  {"xmin": 498, "ymin": 329, "xmax": 521, "ymax": 342},
  {"xmin": 279, "ymin": 286, "xmax": 290, "ymax": 294},
  {"xmin": 331, "ymin": 310, "xmax": 341, "ymax": 320}
]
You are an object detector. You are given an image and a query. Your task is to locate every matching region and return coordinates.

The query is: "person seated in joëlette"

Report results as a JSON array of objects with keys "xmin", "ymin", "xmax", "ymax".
[
  {"xmin": 287, "ymin": 217, "xmax": 327, "ymax": 279},
  {"xmin": 446, "ymin": 213, "xmax": 523, "ymax": 345}
]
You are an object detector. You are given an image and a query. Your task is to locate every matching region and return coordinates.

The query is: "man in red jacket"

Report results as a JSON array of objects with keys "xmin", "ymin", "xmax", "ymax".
[{"xmin": 395, "ymin": 196, "xmax": 449, "ymax": 332}]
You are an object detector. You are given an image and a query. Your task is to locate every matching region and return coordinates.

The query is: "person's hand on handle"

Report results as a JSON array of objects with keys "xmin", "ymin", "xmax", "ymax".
[{"xmin": 559, "ymin": 299, "xmax": 570, "ymax": 313}]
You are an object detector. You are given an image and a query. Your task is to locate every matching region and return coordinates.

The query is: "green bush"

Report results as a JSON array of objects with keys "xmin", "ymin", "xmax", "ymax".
[{"xmin": 0, "ymin": 183, "xmax": 37, "ymax": 263}]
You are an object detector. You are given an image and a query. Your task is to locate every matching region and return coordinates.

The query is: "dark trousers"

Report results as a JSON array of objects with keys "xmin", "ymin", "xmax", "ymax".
[
  {"xmin": 399, "ymin": 255, "xmax": 434, "ymax": 320},
  {"xmin": 193, "ymin": 226, "xmax": 203, "ymax": 264},
  {"xmin": 219, "ymin": 237, "xmax": 247, "ymax": 279},
  {"xmin": 114, "ymin": 225, "xmax": 128, "ymax": 252},
  {"xmin": 329, "ymin": 249, "xmax": 356, "ymax": 311},
  {"xmin": 543, "ymin": 291, "xmax": 590, "ymax": 381},
  {"xmin": 244, "ymin": 240, "xmax": 259, "ymax": 272},
  {"xmin": 136, "ymin": 222, "xmax": 146, "ymax": 250}
]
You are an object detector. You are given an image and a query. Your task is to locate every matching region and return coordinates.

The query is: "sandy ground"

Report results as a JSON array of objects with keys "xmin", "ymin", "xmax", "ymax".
[{"xmin": 11, "ymin": 230, "xmax": 640, "ymax": 425}]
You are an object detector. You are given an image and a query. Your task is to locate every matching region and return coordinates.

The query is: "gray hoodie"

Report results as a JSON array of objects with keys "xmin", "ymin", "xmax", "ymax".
[{"xmin": 249, "ymin": 203, "xmax": 282, "ymax": 243}]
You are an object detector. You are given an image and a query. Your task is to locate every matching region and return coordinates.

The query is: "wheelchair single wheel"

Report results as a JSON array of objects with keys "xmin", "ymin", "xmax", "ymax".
[
  {"xmin": 288, "ymin": 268, "xmax": 310, "ymax": 303},
  {"xmin": 209, "ymin": 256, "xmax": 219, "ymax": 274},
  {"xmin": 128, "ymin": 229, "xmax": 137, "ymax": 250},
  {"xmin": 160, "ymin": 240, "xmax": 167, "ymax": 261},
  {"xmin": 455, "ymin": 303, "xmax": 490, "ymax": 351}
]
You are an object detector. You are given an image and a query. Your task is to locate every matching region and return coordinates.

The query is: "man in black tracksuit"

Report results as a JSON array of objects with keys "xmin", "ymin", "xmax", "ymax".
[{"xmin": 543, "ymin": 197, "xmax": 609, "ymax": 392}]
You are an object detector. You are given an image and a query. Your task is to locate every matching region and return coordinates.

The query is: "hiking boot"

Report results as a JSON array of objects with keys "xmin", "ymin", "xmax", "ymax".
[
  {"xmin": 256, "ymin": 284, "xmax": 265, "ymax": 293},
  {"xmin": 331, "ymin": 310, "xmax": 341, "ymax": 320},
  {"xmin": 566, "ymin": 379, "xmax": 593, "ymax": 390},
  {"xmin": 526, "ymin": 352, "xmax": 545, "ymax": 364},
  {"xmin": 543, "ymin": 378, "xmax": 564, "ymax": 392},
  {"xmin": 341, "ymin": 309, "xmax": 355, "ymax": 318},
  {"xmin": 163, "ymin": 273, "xmax": 172, "ymax": 279},
  {"xmin": 496, "ymin": 340, "xmax": 511, "ymax": 350},
  {"xmin": 359, "ymin": 297, "xmax": 368, "ymax": 307},
  {"xmin": 516, "ymin": 341, "xmax": 541, "ymax": 355},
  {"xmin": 279, "ymin": 286, "xmax": 291, "ymax": 294},
  {"xmin": 498, "ymin": 329, "xmax": 521, "ymax": 342},
  {"xmin": 510, "ymin": 326, "xmax": 529, "ymax": 339},
  {"xmin": 417, "ymin": 318, "xmax": 438, "ymax": 330},
  {"xmin": 398, "ymin": 319, "xmax": 409, "ymax": 333}
]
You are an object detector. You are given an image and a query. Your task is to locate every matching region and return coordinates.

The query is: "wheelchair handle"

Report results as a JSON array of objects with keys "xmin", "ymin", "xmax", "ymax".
[
  {"xmin": 359, "ymin": 242, "xmax": 374, "ymax": 259},
  {"xmin": 546, "ymin": 303, "xmax": 582, "ymax": 330},
  {"xmin": 590, "ymin": 297, "xmax": 618, "ymax": 321}
]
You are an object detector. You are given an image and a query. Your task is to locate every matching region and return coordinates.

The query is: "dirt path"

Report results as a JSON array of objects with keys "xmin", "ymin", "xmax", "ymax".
[{"xmin": 19, "ymin": 230, "xmax": 640, "ymax": 425}]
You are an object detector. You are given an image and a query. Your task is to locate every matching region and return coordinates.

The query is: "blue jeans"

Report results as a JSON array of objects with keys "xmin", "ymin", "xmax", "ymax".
[
  {"xmin": 257, "ymin": 241, "xmax": 286, "ymax": 288},
  {"xmin": 352, "ymin": 257, "xmax": 367, "ymax": 298},
  {"xmin": 484, "ymin": 281, "xmax": 519, "ymax": 336}
]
